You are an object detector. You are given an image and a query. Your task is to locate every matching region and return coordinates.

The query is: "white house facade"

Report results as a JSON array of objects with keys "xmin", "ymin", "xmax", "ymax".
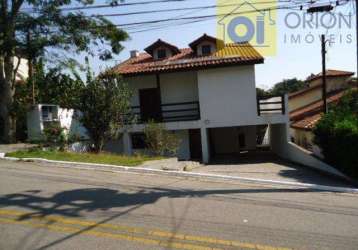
[{"xmin": 113, "ymin": 34, "xmax": 289, "ymax": 163}]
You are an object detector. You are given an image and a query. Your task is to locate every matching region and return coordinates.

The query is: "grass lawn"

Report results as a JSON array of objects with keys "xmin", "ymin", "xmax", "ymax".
[{"xmin": 6, "ymin": 149, "xmax": 163, "ymax": 166}]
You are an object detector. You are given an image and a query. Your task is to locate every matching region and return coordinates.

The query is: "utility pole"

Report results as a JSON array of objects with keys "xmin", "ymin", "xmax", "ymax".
[
  {"xmin": 307, "ymin": 3, "xmax": 332, "ymax": 114},
  {"xmin": 321, "ymin": 34, "xmax": 328, "ymax": 114}
]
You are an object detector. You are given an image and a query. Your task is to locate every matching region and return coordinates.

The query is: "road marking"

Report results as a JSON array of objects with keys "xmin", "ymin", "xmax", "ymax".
[
  {"xmin": 0, "ymin": 217, "xmax": 215, "ymax": 250},
  {"xmin": 0, "ymin": 208, "xmax": 292, "ymax": 250}
]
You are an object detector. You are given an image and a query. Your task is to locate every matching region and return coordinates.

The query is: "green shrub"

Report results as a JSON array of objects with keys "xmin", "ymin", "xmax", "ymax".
[
  {"xmin": 43, "ymin": 122, "xmax": 67, "ymax": 151},
  {"xmin": 313, "ymin": 89, "xmax": 358, "ymax": 178},
  {"xmin": 144, "ymin": 121, "xmax": 181, "ymax": 156}
]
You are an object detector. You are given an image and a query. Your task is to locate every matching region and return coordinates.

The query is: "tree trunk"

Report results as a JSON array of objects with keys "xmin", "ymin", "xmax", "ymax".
[
  {"xmin": 93, "ymin": 137, "xmax": 104, "ymax": 153},
  {"xmin": 0, "ymin": 0, "xmax": 24, "ymax": 143},
  {"xmin": 0, "ymin": 55, "xmax": 16, "ymax": 143}
]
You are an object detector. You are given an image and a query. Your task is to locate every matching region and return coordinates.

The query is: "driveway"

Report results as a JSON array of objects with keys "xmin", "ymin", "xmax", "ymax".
[{"xmin": 192, "ymin": 151, "xmax": 355, "ymax": 188}]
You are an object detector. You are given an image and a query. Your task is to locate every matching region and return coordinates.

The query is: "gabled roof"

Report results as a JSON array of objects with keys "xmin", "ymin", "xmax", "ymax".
[
  {"xmin": 113, "ymin": 42, "xmax": 263, "ymax": 76},
  {"xmin": 289, "ymin": 70, "xmax": 355, "ymax": 99},
  {"xmin": 291, "ymin": 113, "xmax": 322, "ymax": 131},
  {"xmin": 289, "ymin": 83, "xmax": 323, "ymax": 99},
  {"xmin": 188, "ymin": 33, "xmax": 222, "ymax": 50},
  {"xmin": 289, "ymin": 89, "xmax": 352, "ymax": 131},
  {"xmin": 306, "ymin": 69, "xmax": 354, "ymax": 82},
  {"xmin": 144, "ymin": 39, "xmax": 180, "ymax": 55},
  {"xmin": 290, "ymin": 89, "xmax": 346, "ymax": 122}
]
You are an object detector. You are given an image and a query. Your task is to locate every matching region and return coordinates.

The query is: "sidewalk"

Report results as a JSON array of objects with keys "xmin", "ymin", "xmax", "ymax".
[
  {"xmin": 1, "ymin": 155, "xmax": 357, "ymax": 193},
  {"xmin": 192, "ymin": 159, "xmax": 354, "ymax": 189},
  {"xmin": 0, "ymin": 144, "xmax": 37, "ymax": 153}
]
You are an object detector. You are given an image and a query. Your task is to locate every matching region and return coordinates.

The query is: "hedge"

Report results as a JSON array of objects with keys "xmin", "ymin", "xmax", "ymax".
[{"xmin": 313, "ymin": 89, "xmax": 358, "ymax": 179}]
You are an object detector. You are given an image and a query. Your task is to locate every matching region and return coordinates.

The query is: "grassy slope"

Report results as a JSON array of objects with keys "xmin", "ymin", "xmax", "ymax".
[{"xmin": 6, "ymin": 149, "xmax": 162, "ymax": 166}]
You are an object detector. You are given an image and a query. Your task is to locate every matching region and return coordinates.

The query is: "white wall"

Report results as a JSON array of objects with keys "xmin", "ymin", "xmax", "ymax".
[
  {"xmin": 27, "ymin": 105, "xmax": 88, "ymax": 141},
  {"xmin": 160, "ymin": 71, "xmax": 198, "ymax": 104},
  {"xmin": 269, "ymin": 123, "xmax": 349, "ymax": 180},
  {"xmin": 198, "ymin": 65, "xmax": 259, "ymax": 127},
  {"xmin": 14, "ymin": 57, "xmax": 28, "ymax": 81},
  {"xmin": 126, "ymin": 75, "xmax": 157, "ymax": 107},
  {"xmin": 58, "ymin": 108, "xmax": 88, "ymax": 139},
  {"xmin": 125, "ymin": 71, "xmax": 199, "ymax": 107}
]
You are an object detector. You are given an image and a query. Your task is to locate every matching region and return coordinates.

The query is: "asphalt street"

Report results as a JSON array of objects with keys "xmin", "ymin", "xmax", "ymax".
[{"xmin": 0, "ymin": 159, "xmax": 358, "ymax": 250}]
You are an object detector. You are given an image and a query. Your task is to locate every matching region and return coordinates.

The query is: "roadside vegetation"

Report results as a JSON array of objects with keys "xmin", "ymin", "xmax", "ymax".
[
  {"xmin": 144, "ymin": 121, "xmax": 181, "ymax": 156},
  {"xmin": 5, "ymin": 66, "xmax": 180, "ymax": 165},
  {"xmin": 6, "ymin": 149, "xmax": 163, "ymax": 167},
  {"xmin": 0, "ymin": 0, "xmax": 128, "ymax": 143},
  {"xmin": 313, "ymin": 89, "xmax": 358, "ymax": 179}
]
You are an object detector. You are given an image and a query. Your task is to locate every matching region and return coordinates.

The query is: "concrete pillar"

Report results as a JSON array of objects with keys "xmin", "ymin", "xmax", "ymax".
[
  {"xmin": 269, "ymin": 123, "xmax": 289, "ymax": 158},
  {"xmin": 123, "ymin": 132, "xmax": 133, "ymax": 155},
  {"xmin": 200, "ymin": 127, "xmax": 210, "ymax": 164}
]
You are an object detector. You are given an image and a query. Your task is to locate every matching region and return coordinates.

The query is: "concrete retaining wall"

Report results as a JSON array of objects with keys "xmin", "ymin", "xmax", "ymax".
[{"xmin": 269, "ymin": 123, "xmax": 350, "ymax": 180}]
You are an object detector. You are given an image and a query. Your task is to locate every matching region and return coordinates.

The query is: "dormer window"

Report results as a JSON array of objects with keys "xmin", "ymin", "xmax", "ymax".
[
  {"xmin": 144, "ymin": 39, "xmax": 180, "ymax": 60},
  {"xmin": 201, "ymin": 45, "xmax": 212, "ymax": 56},
  {"xmin": 157, "ymin": 49, "xmax": 167, "ymax": 59},
  {"xmin": 189, "ymin": 34, "xmax": 222, "ymax": 57}
]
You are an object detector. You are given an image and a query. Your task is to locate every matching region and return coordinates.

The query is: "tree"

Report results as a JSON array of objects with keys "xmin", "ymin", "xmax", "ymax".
[
  {"xmin": 35, "ymin": 64, "xmax": 85, "ymax": 109},
  {"xmin": 0, "ymin": 0, "xmax": 128, "ymax": 143},
  {"xmin": 78, "ymin": 71, "xmax": 132, "ymax": 153},
  {"xmin": 256, "ymin": 87, "xmax": 270, "ymax": 98},
  {"xmin": 269, "ymin": 78, "xmax": 307, "ymax": 96},
  {"xmin": 313, "ymin": 89, "xmax": 358, "ymax": 179}
]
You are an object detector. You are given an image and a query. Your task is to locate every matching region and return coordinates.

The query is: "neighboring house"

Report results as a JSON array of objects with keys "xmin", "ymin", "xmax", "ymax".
[
  {"xmin": 27, "ymin": 104, "xmax": 87, "ymax": 141},
  {"xmin": 14, "ymin": 57, "xmax": 29, "ymax": 82},
  {"xmin": 112, "ymin": 34, "xmax": 289, "ymax": 163},
  {"xmin": 289, "ymin": 69, "xmax": 355, "ymax": 152}
]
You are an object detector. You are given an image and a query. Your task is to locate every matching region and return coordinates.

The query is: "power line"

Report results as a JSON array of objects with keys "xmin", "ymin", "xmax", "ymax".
[
  {"xmin": 21, "ymin": 0, "xmax": 195, "ymax": 12},
  {"xmin": 17, "ymin": 0, "xmax": 340, "ymax": 35},
  {"xmin": 115, "ymin": 1, "xmax": 313, "ymax": 27},
  {"xmin": 96, "ymin": 0, "xmax": 289, "ymax": 18},
  {"xmin": 130, "ymin": 1, "xmax": 352, "ymax": 33},
  {"xmin": 128, "ymin": 18, "xmax": 213, "ymax": 33},
  {"xmin": 123, "ymin": 0, "xmax": 350, "ymax": 33}
]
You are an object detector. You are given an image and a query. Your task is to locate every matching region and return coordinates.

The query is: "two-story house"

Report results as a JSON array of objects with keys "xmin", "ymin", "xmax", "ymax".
[
  {"xmin": 113, "ymin": 34, "xmax": 289, "ymax": 163},
  {"xmin": 289, "ymin": 69, "xmax": 355, "ymax": 151}
]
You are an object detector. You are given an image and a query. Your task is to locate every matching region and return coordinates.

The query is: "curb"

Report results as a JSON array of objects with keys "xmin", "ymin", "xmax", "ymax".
[{"xmin": 1, "ymin": 155, "xmax": 358, "ymax": 193}]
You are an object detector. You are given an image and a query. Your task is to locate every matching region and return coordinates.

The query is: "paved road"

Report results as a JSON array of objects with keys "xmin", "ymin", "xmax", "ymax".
[{"xmin": 0, "ymin": 160, "xmax": 358, "ymax": 250}]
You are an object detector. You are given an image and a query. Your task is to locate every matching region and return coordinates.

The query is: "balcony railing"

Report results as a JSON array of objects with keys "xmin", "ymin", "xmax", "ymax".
[
  {"xmin": 129, "ymin": 101, "xmax": 200, "ymax": 123},
  {"xmin": 257, "ymin": 95, "xmax": 285, "ymax": 116}
]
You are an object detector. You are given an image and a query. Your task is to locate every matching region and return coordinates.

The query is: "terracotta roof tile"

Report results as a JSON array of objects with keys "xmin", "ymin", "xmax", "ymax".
[
  {"xmin": 289, "ymin": 70, "xmax": 355, "ymax": 99},
  {"xmin": 306, "ymin": 69, "xmax": 354, "ymax": 82},
  {"xmin": 290, "ymin": 90, "xmax": 346, "ymax": 121},
  {"xmin": 113, "ymin": 42, "xmax": 263, "ymax": 76},
  {"xmin": 291, "ymin": 113, "xmax": 322, "ymax": 130},
  {"xmin": 291, "ymin": 87, "xmax": 358, "ymax": 130}
]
